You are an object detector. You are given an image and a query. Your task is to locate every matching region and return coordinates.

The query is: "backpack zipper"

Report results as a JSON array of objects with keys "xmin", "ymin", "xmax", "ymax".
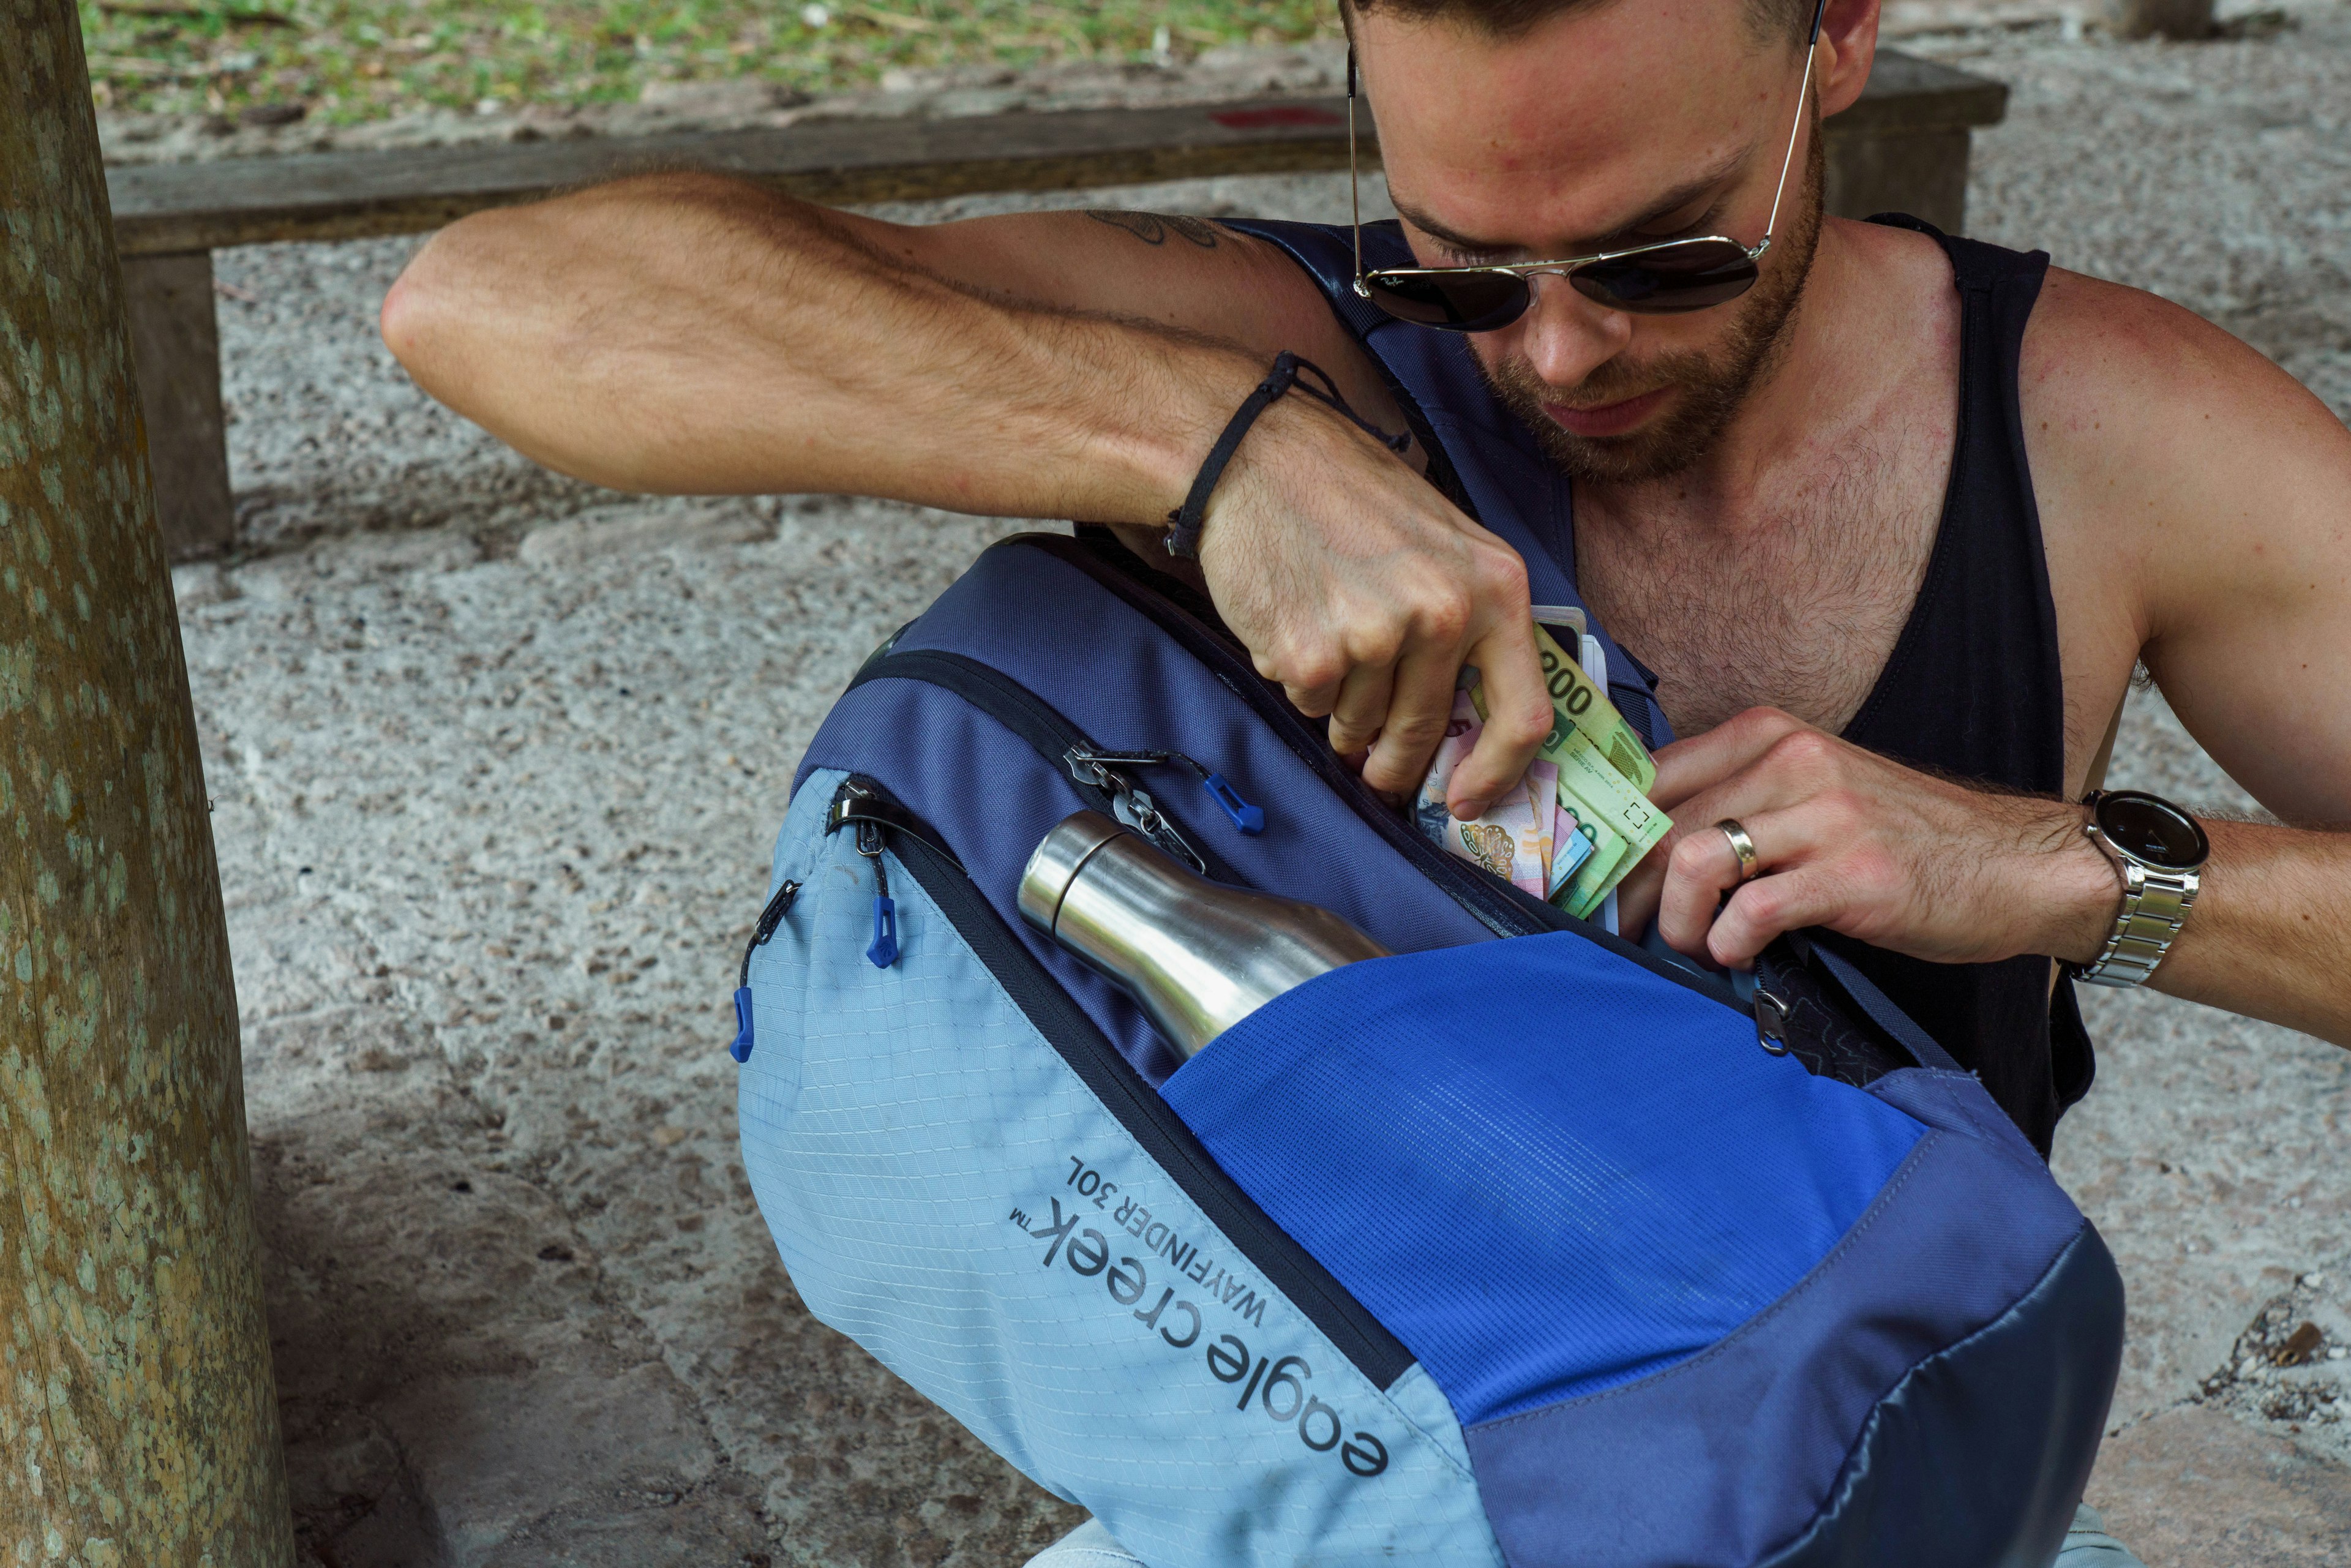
[
  {"xmin": 846, "ymin": 647, "xmax": 1234, "ymax": 882},
  {"xmin": 825, "ymin": 773, "xmax": 1414, "ymax": 1389},
  {"xmin": 1027, "ymin": 536, "xmax": 1752, "ymax": 1013},
  {"xmin": 848, "ymin": 544, "xmax": 1793, "ymax": 1039},
  {"xmin": 730, "ymin": 877, "xmax": 802, "ymax": 1062}
]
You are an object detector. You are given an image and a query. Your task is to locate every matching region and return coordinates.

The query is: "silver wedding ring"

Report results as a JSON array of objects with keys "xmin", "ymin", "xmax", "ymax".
[{"xmin": 1717, "ymin": 819, "xmax": 1760, "ymax": 883}]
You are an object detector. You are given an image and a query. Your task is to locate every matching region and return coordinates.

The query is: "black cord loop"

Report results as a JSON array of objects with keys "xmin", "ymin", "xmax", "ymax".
[{"xmin": 1164, "ymin": 351, "xmax": 1411, "ymax": 560}]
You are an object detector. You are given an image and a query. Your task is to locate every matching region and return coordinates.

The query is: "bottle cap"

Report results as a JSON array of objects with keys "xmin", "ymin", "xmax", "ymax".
[{"xmin": 1016, "ymin": 810, "xmax": 1130, "ymax": 937}]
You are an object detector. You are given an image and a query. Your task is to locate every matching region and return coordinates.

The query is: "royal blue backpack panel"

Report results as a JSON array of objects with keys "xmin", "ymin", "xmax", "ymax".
[
  {"xmin": 1158, "ymin": 934, "xmax": 1931, "ymax": 1423},
  {"xmin": 743, "ymin": 531, "xmax": 2124, "ymax": 1567},
  {"xmin": 1161, "ymin": 937, "xmax": 2118, "ymax": 1566}
]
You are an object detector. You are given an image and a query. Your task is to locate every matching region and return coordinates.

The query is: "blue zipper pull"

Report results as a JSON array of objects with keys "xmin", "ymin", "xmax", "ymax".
[
  {"xmin": 1198, "ymin": 770, "xmax": 1264, "ymax": 836},
  {"xmin": 1161, "ymin": 751, "xmax": 1265, "ymax": 836},
  {"xmin": 729, "ymin": 988, "xmax": 756, "ymax": 1062},
  {"xmin": 730, "ymin": 877, "xmax": 800, "ymax": 1064},
  {"xmin": 858, "ymin": 821, "xmax": 899, "ymax": 969}
]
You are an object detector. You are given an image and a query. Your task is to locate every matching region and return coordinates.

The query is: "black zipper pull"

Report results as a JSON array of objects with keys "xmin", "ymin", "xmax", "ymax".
[
  {"xmin": 1064, "ymin": 749, "xmax": 1209, "ymax": 874},
  {"xmin": 1065, "ymin": 747, "xmax": 1267, "ymax": 838},
  {"xmin": 857, "ymin": 819, "xmax": 899, "ymax": 969},
  {"xmin": 1753, "ymin": 986, "xmax": 1792, "ymax": 1056},
  {"xmin": 731, "ymin": 879, "xmax": 800, "ymax": 1062}
]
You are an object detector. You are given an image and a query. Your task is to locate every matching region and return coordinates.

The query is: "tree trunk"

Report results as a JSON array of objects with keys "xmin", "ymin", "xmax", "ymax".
[{"xmin": 0, "ymin": 1, "xmax": 294, "ymax": 1559}]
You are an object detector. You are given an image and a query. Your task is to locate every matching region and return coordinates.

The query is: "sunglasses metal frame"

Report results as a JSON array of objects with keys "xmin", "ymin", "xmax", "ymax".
[{"xmin": 1347, "ymin": 0, "xmax": 1830, "ymax": 326}]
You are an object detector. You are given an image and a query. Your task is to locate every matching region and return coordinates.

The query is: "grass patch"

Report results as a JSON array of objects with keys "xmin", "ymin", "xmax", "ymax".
[{"xmin": 78, "ymin": 0, "xmax": 1342, "ymax": 125}]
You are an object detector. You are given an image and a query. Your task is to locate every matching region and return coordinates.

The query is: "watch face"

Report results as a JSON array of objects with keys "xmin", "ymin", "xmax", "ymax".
[{"xmin": 2096, "ymin": 791, "xmax": 2209, "ymax": 869}]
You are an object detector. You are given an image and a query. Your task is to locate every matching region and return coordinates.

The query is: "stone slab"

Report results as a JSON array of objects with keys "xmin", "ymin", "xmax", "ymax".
[{"xmin": 2087, "ymin": 1405, "xmax": 2351, "ymax": 1566}]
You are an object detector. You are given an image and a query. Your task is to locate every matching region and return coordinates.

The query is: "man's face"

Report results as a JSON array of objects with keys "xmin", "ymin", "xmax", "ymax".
[{"xmin": 1355, "ymin": 0, "xmax": 1825, "ymax": 482}]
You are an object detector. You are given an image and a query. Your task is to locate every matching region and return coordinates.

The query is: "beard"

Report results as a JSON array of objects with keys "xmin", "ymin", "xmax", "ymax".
[{"xmin": 1478, "ymin": 124, "xmax": 1826, "ymax": 484}]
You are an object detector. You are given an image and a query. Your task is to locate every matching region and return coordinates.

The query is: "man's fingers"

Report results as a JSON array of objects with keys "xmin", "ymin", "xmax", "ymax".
[
  {"xmin": 1645, "ymin": 733, "xmax": 1859, "ymax": 879},
  {"xmin": 1654, "ymin": 816, "xmax": 1758, "ymax": 959},
  {"xmin": 1281, "ymin": 674, "xmax": 1343, "ymax": 720},
  {"xmin": 1654, "ymin": 803, "xmax": 1838, "ymax": 962},
  {"xmin": 1648, "ymin": 706, "xmax": 1812, "ymax": 811},
  {"xmin": 1446, "ymin": 624, "xmax": 1552, "ymax": 819},
  {"xmin": 1360, "ymin": 647, "xmax": 1462, "ymax": 798},
  {"xmin": 1708, "ymin": 868, "xmax": 1849, "ymax": 969},
  {"xmin": 1326, "ymin": 661, "xmax": 1396, "ymax": 761},
  {"xmin": 1612, "ymin": 853, "xmax": 1668, "ymax": 944}
]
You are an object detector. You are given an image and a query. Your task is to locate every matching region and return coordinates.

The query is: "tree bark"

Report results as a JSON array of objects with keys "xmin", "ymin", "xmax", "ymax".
[{"xmin": 0, "ymin": 0, "xmax": 293, "ymax": 1559}]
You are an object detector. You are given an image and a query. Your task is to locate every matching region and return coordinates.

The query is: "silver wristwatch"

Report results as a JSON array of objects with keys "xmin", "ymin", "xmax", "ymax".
[{"xmin": 2070, "ymin": 789, "xmax": 2208, "ymax": 988}]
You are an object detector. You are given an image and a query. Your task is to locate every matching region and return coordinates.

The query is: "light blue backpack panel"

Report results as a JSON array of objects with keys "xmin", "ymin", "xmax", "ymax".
[{"xmin": 741, "ymin": 768, "xmax": 1506, "ymax": 1568}]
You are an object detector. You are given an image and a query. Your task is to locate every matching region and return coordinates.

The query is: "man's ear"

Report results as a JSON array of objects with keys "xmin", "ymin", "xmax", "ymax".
[{"xmin": 1813, "ymin": 0, "xmax": 1882, "ymax": 119}]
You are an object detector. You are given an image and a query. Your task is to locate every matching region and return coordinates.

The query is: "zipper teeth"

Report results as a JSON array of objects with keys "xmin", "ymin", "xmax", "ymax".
[
  {"xmin": 863, "ymin": 789, "xmax": 1411, "ymax": 1386},
  {"xmin": 739, "ymin": 879, "xmax": 801, "ymax": 988},
  {"xmin": 853, "ymin": 650, "xmax": 1121, "ymax": 821},
  {"xmin": 852, "ymin": 647, "xmax": 1233, "ymax": 886}
]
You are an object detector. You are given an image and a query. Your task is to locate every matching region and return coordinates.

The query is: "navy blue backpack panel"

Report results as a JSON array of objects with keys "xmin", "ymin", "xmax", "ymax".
[{"xmin": 797, "ymin": 534, "xmax": 1619, "ymax": 1087}]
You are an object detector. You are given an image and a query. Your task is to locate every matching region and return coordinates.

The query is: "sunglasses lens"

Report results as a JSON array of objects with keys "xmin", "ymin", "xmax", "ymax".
[
  {"xmin": 1570, "ymin": 239, "xmax": 1758, "ymax": 314},
  {"xmin": 1363, "ymin": 270, "xmax": 1530, "ymax": 333}
]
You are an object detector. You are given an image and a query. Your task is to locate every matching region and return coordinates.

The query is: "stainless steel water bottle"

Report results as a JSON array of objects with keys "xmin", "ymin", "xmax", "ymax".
[{"xmin": 1018, "ymin": 810, "xmax": 1389, "ymax": 1060}]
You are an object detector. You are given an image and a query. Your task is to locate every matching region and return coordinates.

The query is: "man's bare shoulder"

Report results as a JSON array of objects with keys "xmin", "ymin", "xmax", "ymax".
[
  {"xmin": 2020, "ymin": 265, "xmax": 2347, "ymax": 479},
  {"xmin": 2023, "ymin": 263, "xmax": 2351, "ymax": 816},
  {"xmin": 2021, "ymin": 264, "xmax": 2350, "ymax": 572}
]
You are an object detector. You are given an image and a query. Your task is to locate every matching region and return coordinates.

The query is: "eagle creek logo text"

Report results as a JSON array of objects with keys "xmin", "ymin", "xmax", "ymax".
[{"xmin": 1010, "ymin": 1159, "xmax": 1390, "ymax": 1479}]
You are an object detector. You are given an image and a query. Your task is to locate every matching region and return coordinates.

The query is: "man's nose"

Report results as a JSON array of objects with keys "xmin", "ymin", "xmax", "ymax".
[{"xmin": 1510, "ymin": 272, "xmax": 1635, "ymax": 388}]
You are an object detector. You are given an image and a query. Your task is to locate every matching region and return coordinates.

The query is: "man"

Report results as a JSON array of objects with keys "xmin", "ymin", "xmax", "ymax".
[{"xmin": 381, "ymin": 0, "xmax": 2350, "ymax": 1559}]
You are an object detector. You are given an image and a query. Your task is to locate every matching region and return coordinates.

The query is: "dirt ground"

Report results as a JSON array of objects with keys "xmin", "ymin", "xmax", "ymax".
[{"xmin": 167, "ymin": 13, "xmax": 2351, "ymax": 1566}]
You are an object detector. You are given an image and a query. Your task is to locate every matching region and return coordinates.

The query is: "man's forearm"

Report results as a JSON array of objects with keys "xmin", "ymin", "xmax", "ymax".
[
  {"xmin": 2127, "ymin": 818, "xmax": 2351, "ymax": 1045},
  {"xmin": 380, "ymin": 173, "xmax": 1255, "ymax": 521}
]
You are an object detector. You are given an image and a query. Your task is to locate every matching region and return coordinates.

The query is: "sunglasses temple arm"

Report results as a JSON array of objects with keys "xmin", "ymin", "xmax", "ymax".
[
  {"xmin": 1760, "ymin": 28, "xmax": 1820, "ymax": 249},
  {"xmin": 1347, "ymin": 48, "xmax": 1363, "ymax": 289}
]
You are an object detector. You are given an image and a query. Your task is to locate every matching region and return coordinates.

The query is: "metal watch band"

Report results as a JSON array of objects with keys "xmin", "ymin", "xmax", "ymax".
[{"xmin": 2073, "ymin": 849, "xmax": 2200, "ymax": 989}]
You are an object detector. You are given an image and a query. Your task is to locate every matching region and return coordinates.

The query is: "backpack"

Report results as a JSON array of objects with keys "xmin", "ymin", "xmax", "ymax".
[{"xmin": 730, "ymin": 528, "xmax": 2124, "ymax": 1568}]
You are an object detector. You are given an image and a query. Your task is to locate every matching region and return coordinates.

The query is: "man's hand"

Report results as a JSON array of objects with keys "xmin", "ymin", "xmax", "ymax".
[
  {"xmin": 1192, "ymin": 391, "xmax": 1554, "ymax": 817},
  {"xmin": 1615, "ymin": 707, "xmax": 2120, "ymax": 970}
]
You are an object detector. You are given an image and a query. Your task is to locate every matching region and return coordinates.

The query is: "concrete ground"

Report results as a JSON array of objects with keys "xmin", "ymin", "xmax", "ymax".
[{"xmin": 173, "ymin": 12, "xmax": 2351, "ymax": 1566}]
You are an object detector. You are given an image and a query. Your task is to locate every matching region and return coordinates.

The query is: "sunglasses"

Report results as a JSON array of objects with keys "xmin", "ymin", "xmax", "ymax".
[{"xmin": 1347, "ymin": 0, "xmax": 1829, "ymax": 331}]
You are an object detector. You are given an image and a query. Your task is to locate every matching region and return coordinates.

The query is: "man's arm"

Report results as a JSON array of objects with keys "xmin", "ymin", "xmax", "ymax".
[
  {"xmin": 381, "ymin": 178, "xmax": 1339, "ymax": 508},
  {"xmin": 380, "ymin": 175, "xmax": 1555, "ymax": 806},
  {"xmin": 2039, "ymin": 271, "xmax": 2351, "ymax": 1039},
  {"xmin": 1619, "ymin": 272, "xmax": 2351, "ymax": 1045}
]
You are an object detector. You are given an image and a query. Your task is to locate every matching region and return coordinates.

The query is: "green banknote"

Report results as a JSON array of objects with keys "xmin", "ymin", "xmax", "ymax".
[
  {"xmin": 1550, "ymin": 728, "xmax": 1671, "ymax": 919},
  {"xmin": 1530, "ymin": 624, "xmax": 1655, "ymax": 793}
]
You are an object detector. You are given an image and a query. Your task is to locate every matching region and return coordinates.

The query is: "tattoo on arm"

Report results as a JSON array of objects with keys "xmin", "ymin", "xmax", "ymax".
[{"xmin": 1086, "ymin": 210, "xmax": 1221, "ymax": 249}]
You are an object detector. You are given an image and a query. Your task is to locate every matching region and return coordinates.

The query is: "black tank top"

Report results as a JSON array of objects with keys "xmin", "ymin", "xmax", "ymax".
[
  {"xmin": 1824, "ymin": 216, "xmax": 2090, "ymax": 1157},
  {"xmin": 1223, "ymin": 212, "xmax": 2093, "ymax": 1157}
]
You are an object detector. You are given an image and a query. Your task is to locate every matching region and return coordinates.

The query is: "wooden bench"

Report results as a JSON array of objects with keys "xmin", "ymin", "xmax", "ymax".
[{"xmin": 113, "ymin": 48, "xmax": 2005, "ymax": 561}]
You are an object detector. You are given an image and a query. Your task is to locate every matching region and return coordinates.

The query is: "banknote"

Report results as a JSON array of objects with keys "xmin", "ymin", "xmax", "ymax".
[
  {"xmin": 1437, "ymin": 631, "xmax": 1672, "ymax": 917},
  {"xmin": 1547, "ymin": 795, "xmax": 1598, "ymax": 901},
  {"xmin": 1529, "ymin": 624, "xmax": 1655, "ymax": 793},
  {"xmin": 1416, "ymin": 688, "xmax": 1556, "ymax": 896},
  {"xmin": 1550, "ymin": 727, "xmax": 1672, "ymax": 919}
]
